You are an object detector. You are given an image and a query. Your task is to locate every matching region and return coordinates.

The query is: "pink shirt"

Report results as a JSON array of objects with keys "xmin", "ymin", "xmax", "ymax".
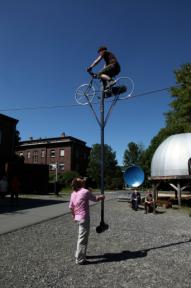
[{"xmin": 69, "ymin": 188, "xmax": 97, "ymax": 221}]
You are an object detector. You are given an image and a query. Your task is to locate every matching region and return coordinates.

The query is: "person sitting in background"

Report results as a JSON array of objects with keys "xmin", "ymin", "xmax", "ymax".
[
  {"xmin": 131, "ymin": 189, "xmax": 141, "ymax": 211},
  {"xmin": 10, "ymin": 175, "xmax": 21, "ymax": 202},
  {"xmin": 144, "ymin": 191, "xmax": 154, "ymax": 214}
]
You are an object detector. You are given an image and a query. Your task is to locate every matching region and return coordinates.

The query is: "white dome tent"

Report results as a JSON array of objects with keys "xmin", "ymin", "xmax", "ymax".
[
  {"xmin": 151, "ymin": 133, "xmax": 191, "ymax": 177},
  {"xmin": 149, "ymin": 133, "xmax": 191, "ymax": 207}
]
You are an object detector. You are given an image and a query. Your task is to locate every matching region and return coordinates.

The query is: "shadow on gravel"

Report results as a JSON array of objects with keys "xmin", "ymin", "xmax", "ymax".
[
  {"xmin": 0, "ymin": 197, "xmax": 67, "ymax": 214},
  {"xmin": 87, "ymin": 250, "xmax": 147, "ymax": 264},
  {"xmin": 87, "ymin": 238, "xmax": 191, "ymax": 264}
]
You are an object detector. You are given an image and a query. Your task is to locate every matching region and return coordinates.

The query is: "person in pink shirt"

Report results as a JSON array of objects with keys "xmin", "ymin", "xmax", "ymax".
[{"xmin": 69, "ymin": 177, "xmax": 105, "ymax": 265}]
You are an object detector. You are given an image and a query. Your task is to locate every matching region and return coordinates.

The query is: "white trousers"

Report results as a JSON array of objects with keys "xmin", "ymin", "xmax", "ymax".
[{"xmin": 75, "ymin": 218, "xmax": 90, "ymax": 263}]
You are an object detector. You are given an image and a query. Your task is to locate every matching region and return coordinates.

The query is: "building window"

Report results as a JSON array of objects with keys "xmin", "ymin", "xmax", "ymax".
[
  {"xmin": 60, "ymin": 149, "xmax": 65, "ymax": 157},
  {"xmin": 27, "ymin": 152, "xmax": 31, "ymax": 159},
  {"xmin": 33, "ymin": 151, "xmax": 38, "ymax": 163},
  {"xmin": 49, "ymin": 164, "xmax": 57, "ymax": 171},
  {"xmin": 50, "ymin": 150, "xmax": 55, "ymax": 157},
  {"xmin": 41, "ymin": 150, "xmax": 45, "ymax": 158},
  {"xmin": 19, "ymin": 152, "xmax": 24, "ymax": 157},
  {"xmin": 49, "ymin": 164, "xmax": 54, "ymax": 171},
  {"xmin": 59, "ymin": 164, "xmax": 65, "ymax": 171}
]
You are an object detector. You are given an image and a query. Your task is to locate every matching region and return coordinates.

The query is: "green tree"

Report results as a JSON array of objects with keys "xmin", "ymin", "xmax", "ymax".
[
  {"xmin": 58, "ymin": 171, "xmax": 79, "ymax": 187},
  {"xmin": 123, "ymin": 142, "xmax": 145, "ymax": 168},
  {"xmin": 165, "ymin": 63, "xmax": 191, "ymax": 131},
  {"xmin": 15, "ymin": 130, "xmax": 21, "ymax": 146},
  {"xmin": 87, "ymin": 143, "xmax": 123, "ymax": 189},
  {"xmin": 142, "ymin": 63, "xmax": 191, "ymax": 183}
]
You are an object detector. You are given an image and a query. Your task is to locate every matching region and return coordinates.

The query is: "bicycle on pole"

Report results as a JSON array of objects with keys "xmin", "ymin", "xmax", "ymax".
[{"xmin": 75, "ymin": 72, "xmax": 135, "ymax": 105}]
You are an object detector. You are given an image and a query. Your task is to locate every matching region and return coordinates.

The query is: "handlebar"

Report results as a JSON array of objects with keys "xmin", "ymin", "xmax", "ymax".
[{"xmin": 87, "ymin": 70, "xmax": 97, "ymax": 79}]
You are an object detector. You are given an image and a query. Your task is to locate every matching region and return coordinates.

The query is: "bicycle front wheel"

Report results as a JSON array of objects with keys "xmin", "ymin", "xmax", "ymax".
[{"xmin": 75, "ymin": 84, "xmax": 95, "ymax": 105}]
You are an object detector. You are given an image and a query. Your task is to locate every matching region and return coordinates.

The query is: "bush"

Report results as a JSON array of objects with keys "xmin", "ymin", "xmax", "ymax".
[
  {"xmin": 106, "ymin": 177, "xmax": 124, "ymax": 190},
  {"xmin": 58, "ymin": 171, "xmax": 79, "ymax": 188}
]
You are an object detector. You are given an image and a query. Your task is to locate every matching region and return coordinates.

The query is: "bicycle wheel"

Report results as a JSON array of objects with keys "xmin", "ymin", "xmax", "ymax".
[
  {"xmin": 112, "ymin": 77, "xmax": 134, "ymax": 100},
  {"xmin": 75, "ymin": 83, "xmax": 95, "ymax": 105}
]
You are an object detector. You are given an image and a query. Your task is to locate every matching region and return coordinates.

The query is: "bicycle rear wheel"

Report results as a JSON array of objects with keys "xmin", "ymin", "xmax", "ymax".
[
  {"xmin": 112, "ymin": 77, "xmax": 134, "ymax": 99},
  {"xmin": 75, "ymin": 84, "xmax": 95, "ymax": 105}
]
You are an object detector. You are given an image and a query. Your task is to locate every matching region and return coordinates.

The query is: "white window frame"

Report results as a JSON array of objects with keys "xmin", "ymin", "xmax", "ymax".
[
  {"xmin": 60, "ymin": 149, "xmax": 65, "ymax": 157},
  {"xmin": 50, "ymin": 150, "xmax": 55, "ymax": 158},
  {"xmin": 33, "ymin": 151, "xmax": 38, "ymax": 163},
  {"xmin": 59, "ymin": 164, "xmax": 65, "ymax": 171},
  {"xmin": 41, "ymin": 150, "xmax": 45, "ymax": 158}
]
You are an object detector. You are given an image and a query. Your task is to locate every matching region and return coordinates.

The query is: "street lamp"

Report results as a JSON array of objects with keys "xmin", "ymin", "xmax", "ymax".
[{"xmin": 52, "ymin": 163, "xmax": 58, "ymax": 195}]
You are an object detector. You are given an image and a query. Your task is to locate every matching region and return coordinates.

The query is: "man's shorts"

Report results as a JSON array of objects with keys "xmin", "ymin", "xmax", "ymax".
[{"xmin": 98, "ymin": 63, "xmax": 121, "ymax": 78}]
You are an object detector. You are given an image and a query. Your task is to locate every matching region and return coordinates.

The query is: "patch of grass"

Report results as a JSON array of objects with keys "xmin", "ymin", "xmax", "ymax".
[
  {"xmin": 179, "ymin": 206, "xmax": 191, "ymax": 216},
  {"xmin": 172, "ymin": 205, "xmax": 191, "ymax": 216}
]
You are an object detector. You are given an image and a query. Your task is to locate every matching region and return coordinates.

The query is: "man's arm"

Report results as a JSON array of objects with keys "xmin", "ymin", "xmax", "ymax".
[
  {"xmin": 87, "ymin": 55, "xmax": 102, "ymax": 71},
  {"xmin": 88, "ymin": 189, "xmax": 105, "ymax": 202}
]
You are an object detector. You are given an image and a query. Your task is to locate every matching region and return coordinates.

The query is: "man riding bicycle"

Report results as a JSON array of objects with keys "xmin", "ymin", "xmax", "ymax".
[{"xmin": 87, "ymin": 46, "xmax": 121, "ymax": 91}]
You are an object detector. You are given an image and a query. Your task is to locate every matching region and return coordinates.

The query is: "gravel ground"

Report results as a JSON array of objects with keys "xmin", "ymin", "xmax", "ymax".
[{"xmin": 0, "ymin": 199, "xmax": 191, "ymax": 288}]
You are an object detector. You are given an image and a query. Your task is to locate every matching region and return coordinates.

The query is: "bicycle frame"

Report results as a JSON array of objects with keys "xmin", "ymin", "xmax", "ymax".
[
  {"xmin": 75, "ymin": 73, "xmax": 134, "ymax": 107},
  {"xmin": 87, "ymin": 71, "xmax": 104, "ymax": 95}
]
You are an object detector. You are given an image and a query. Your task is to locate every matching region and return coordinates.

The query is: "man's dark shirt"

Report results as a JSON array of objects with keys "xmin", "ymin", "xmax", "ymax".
[{"xmin": 102, "ymin": 51, "xmax": 119, "ymax": 65}]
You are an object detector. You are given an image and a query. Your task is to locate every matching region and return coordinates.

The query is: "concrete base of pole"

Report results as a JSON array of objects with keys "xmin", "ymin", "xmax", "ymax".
[{"xmin": 96, "ymin": 221, "xmax": 109, "ymax": 233}]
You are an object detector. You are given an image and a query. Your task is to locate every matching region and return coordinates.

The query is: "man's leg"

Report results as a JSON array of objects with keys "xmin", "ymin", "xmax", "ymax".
[
  {"xmin": 132, "ymin": 200, "xmax": 137, "ymax": 210},
  {"xmin": 134, "ymin": 200, "xmax": 138, "ymax": 210},
  {"xmin": 98, "ymin": 65, "xmax": 116, "ymax": 90},
  {"xmin": 100, "ymin": 73, "xmax": 111, "ymax": 82},
  {"xmin": 100, "ymin": 74, "xmax": 116, "ymax": 90},
  {"xmin": 144, "ymin": 203, "xmax": 148, "ymax": 214},
  {"xmin": 75, "ymin": 219, "xmax": 90, "ymax": 264}
]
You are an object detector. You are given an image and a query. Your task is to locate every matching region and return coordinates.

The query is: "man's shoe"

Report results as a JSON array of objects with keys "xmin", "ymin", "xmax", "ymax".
[
  {"xmin": 104, "ymin": 90, "xmax": 112, "ymax": 98},
  {"xmin": 105, "ymin": 79, "xmax": 116, "ymax": 89},
  {"xmin": 76, "ymin": 260, "xmax": 90, "ymax": 265}
]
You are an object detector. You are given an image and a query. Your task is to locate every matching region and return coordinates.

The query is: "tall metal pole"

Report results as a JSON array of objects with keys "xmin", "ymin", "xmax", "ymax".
[
  {"xmin": 81, "ymin": 77, "xmax": 119, "ymax": 233},
  {"xmin": 100, "ymin": 89, "xmax": 105, "ymax": 224},
  {"xmin": 96, "ymin": 89, "xmax": 109, "ymax": 233}
]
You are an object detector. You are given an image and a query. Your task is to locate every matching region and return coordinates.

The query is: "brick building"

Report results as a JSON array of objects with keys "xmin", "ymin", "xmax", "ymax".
[
  {"xmin": 16, "ymin": 135, "xmax": 91, "ymax": 176},
  {"xmin": 0, "ymin": 113, "xmax": 18, "ymax": 176}
]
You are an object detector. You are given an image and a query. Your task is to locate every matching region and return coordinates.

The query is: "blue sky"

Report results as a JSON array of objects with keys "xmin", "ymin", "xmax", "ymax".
[{"xmin": 0, "ymin": 0, "xmax": 191, "ymax": 165}]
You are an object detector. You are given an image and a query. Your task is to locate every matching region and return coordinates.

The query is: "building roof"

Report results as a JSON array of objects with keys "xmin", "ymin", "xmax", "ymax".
[
  {"xmin": 0, "ymin": 113, "xmax": 18, "ymax": 124},
  {"xmin": 17, "ymin": 136, "xmax": 89, "ymax": 148}
]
